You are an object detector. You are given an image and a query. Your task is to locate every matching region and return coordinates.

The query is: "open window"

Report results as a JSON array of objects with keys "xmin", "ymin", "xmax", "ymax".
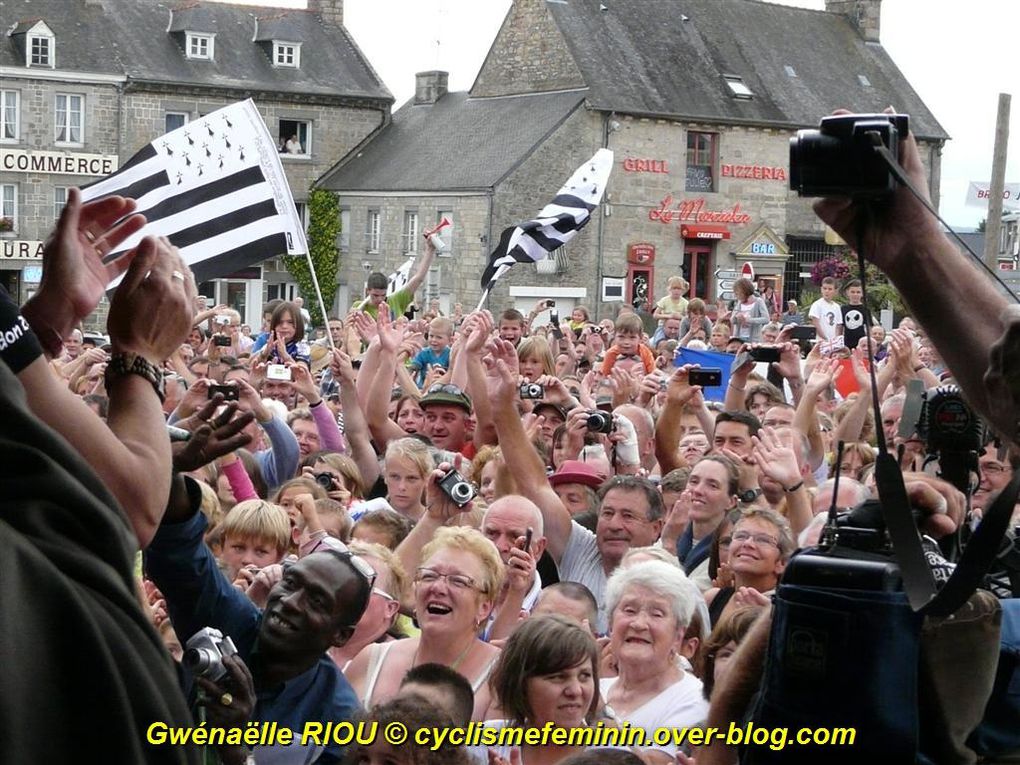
[{"xmin": 278, "ymin": 119, "xmax": 311, "ymax": 157}]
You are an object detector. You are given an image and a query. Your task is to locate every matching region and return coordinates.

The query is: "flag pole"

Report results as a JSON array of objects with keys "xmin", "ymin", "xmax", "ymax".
[
  {"xmin": 474, "ymin": 286, "xmax": 491, "ymax": 313},
  {"xmin": 304, "ymin": 249, "xmax": 336, "ymax": 352}
]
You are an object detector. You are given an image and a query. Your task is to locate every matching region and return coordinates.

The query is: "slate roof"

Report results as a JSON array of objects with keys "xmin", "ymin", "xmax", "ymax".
[
  {"xmin": 0, "ymin": 0, "xmax": 391, "ymax": 103},
  {"xmin": 319, "ymin": 89, "xmax": 588, "ymax": 192},
  {"xmin": 542, "ymin": 0, "xmax": 948, "ymax": 140}
]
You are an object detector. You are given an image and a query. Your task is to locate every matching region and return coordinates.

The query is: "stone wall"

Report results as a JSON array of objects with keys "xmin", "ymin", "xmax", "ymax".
[{"xmin": 471, "ymin": 0, "xmax": 586, "ymax": 97}]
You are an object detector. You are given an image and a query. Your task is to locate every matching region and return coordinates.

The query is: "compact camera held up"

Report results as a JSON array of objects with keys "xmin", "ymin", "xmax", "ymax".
[
  {"xmin": 789, "ymin": 113, "xmax": 909, "ymax": 198},
  {"xmin": 438, "ymin": 468, "xmax": 476, "ymax": 507},
  {"xmin": 519, "ymin": 383, "xmax": 545, "ymax": 399},
  {"xmin": 183, "ymin": 627, "xmax": 238, "ymax": 683},
  {"xmin": 585, "ymin": 410, "xmax": 615, "ymax": 434}
]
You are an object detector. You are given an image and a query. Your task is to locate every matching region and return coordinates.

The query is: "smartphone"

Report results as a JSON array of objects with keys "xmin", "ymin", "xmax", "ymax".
[
  {"xmin": 749, "ymin": 346, "xmax": 781, "ymax": 363},
  {"xmin": 208, "ymin": 383, "xmax": 239, "ymax": 401},
  {"xmin": 689, "ymin": 368, "xmax": 722, "ymax": 387},
  {"xmin": 789, "ymin": 325, "xmax": 816, "ymax": 341},
  {"xmin": 266, "ymin": 363, "xmax": 292, "ymax": 381},
  {"xmin": 550, "ymin": 309, "xmax": 559, "ymax": 325}
]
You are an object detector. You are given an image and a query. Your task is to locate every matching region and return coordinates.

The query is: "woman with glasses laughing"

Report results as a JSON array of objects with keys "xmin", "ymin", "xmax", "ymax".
[
  {"xmin": 345, "ymin": 526, "xmax": 504, "ymax": 720},
  {"xmin": 704, "ymin": 507, "xmax": 794, "ymax": 627}
]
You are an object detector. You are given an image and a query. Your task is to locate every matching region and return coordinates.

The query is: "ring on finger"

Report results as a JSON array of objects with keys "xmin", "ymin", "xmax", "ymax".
[
  {"xmin": 83, "ymin": 230, "xmax": 96, "ymax": 243},
  {"xmin": 172, "ymin": 270, "xmax": 185, "ymax": 282},
  {"xmin": 220, "ymin": 692, "xmax": 233, "ymax": 707}
]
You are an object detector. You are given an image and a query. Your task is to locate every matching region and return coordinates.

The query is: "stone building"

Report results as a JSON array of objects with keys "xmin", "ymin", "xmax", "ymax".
[
  {"xmin": 321, "ymin": 0, "xmax": 947, "ymax": 319},
  {"xmin": 0, "ymin": 0, "xmax": 390, "ymax": 325}
]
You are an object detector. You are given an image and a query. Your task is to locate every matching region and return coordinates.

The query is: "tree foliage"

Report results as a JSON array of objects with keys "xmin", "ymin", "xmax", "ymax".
[{"xmin": 284, "ymin": 188, "xmax": 340, "ymax": 327}]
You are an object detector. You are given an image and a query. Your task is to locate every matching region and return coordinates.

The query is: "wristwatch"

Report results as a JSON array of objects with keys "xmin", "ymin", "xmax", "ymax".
[
  {"xmin": 104, "ymin": 351, "xmax": 166, "ymax": 402},
  {"xmin": 738, "ymin": 487, "xmax": 763, "ymax": 504}
]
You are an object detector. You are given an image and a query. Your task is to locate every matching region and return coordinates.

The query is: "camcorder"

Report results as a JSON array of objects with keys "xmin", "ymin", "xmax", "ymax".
[
  {"xmin": 438, "ymin": 468, "xmax": 476, "ymax": 507},
  {"xmin": 182, "ymin": 627, "xmax": 238, "ymax": 683},
  {"xmin": 585, "ymin": 410, "xmax": 615, "ymax": 434},
  {"xmin": 520, "ymin": 383, "xmax": 545, "ymax": 399},
  {"xmin": 789, "ymin": 113, "xmax": 909, "ymax": 198}
]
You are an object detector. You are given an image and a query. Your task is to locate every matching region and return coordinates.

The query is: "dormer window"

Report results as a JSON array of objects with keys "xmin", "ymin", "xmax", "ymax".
[
  {"xmin": 274, "ymin": 42, "xmax": 300, "ymax": 68},
  {"xmin": 186, "ymin": 33, "xmax": 215, "ymax": 60},
  {"xmin": 18, "ymin": 21, "xmax": 57, "ymax": 68}
]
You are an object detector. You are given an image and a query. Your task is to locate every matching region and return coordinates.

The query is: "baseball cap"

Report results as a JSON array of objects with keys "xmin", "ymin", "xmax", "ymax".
[
  {"xmin": 532, "ymin": 401, "xmax": 569, "ymax": 421},
  {"xmin": 419, "ymin": 382, "xmax": 472, "ymax": 413},
  {"xmin": 549, "ymin": 460, "xmax": 606, "ymax": 488}
]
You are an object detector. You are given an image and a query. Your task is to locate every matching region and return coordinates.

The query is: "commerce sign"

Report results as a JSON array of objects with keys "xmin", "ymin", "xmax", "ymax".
[
  {"xmin": 649, "ymin": 195, "xmax": 752, "ymax": 226},
  {"xmin": 1, "ymin": 148, "xmax": 119, "ymax": 176},
  {"xmin": 2, "ymin": 240, "xmax": 44, "ymax": 261},
  {"xmin": 721, "ymin": 164, "xmax": 787, "ymax": 181},
  {"xmin": 623, "ymin": 158, "xmax": 669, "ymax": 174}
]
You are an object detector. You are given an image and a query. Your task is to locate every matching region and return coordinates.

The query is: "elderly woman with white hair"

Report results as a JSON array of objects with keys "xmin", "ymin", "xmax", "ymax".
[{"xmin": 601, "ymin": 560, "xmax": 709, "ymax": 765}]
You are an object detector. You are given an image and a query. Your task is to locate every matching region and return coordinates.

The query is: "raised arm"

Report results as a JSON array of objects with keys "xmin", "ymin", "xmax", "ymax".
[
  {"xmin": 654, "ymin": 366, "xmax": 701, "ymax": 475},
  {"xmin": 488, "ymin": 341, "xmax": 573, "ymax": 564},
  {"xmin": 331, "ymin": 348, "xmax": 380, "ymax": 489},
  {"xmin": 364, "ymin": 310, "xmax": 410, "ymax": 450},
  {"xmin": 403, "ymin": 237, "xmax": 437, "ymax": 296}
]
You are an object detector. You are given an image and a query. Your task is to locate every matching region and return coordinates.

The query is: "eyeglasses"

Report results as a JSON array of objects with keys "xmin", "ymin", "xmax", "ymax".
[
  {"xmin": 372, "ymin": 587, "xmax": 397, "ymax": 602},
  {"xmin": 415, "ymin": 567, "xmax": 486, "ymax": 593},
  {"xmin": 730, "ymin": 530, "xmax": 780, "ymax": 548},
  {"xmin": 306, "ymin": 536, "xmax": 377, "ymax": 587},
  {"xmin": 426, "ymin": 383, "xmax": 465, "ymax": 396},
  {"xmin": 981, "ymin": 463, "xmax": 1010, "ymax": 475}
]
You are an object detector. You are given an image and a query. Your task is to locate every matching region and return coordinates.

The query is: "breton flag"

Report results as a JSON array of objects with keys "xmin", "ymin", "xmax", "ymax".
[
  {"xmin": 80, "ymin": 99, "xmax": 306, "ymax": 286},
  {"xmin": 388, "ymin": 254, "xmax": 416, "ymax": 296},
  {"xmin": 480, "ymin": 148, "xmax": 613, "ymax": 292}
]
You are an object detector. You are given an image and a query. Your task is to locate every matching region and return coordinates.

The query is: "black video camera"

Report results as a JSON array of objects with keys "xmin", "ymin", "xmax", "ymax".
[{"xmin": 789, "ymin": 113, "xmax": 909, "ymax": 198}]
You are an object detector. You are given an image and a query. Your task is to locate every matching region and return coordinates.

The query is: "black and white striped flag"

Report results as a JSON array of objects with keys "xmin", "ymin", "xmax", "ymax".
[
  {"xmin": 480, "ymin": 148, "xmax": 613, "ymax": 292},
  {"xmin": 388, "ymin": 254, "xmax": 416, "ymax": 297},
  {"xmin": 80, "ymin": 99, "xmax": 306, "ymax": 286}
]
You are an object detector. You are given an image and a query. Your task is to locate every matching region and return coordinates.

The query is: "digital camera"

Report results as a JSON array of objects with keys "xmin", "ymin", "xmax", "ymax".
[
  {"xmin": 519, "ymin": 383, "xmax": 545, "ymax": 399},
  {"xmin": 182, "ymin": 627, "xmax": 238, "ymax": 683},
  {"xmin": 266, "ymin": 363, "xmax": 292, "ymax": 381},
  {"xmin": 789, "ymin": 113, "xmax": 909, "ymax": 198},
  {"xmin": 438, "ymin": 468, "xmax": 476, "ymax": 507},
  {"xmin": 314, "ymin": 472, "xmax": 337, "ymax": 491},
  {"xmin": 585, "ymin": 410, "xmax": 615, "ymax": 434}
]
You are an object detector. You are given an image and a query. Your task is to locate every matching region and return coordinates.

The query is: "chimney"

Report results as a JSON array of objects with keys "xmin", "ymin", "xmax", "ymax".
[
  {"xmin": 825, "ymin": 0, "xmax": 881, "ymax": 42},
  {"xmin": 414, "ymin": 71, "xmax": 449, "ymax": 105},
  {"xmin": 307, "ymin": 0, "xmax": 343, "ymax": 27}
]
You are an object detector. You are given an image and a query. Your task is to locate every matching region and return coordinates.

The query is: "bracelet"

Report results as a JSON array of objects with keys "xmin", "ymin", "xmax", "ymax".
[
  {"xmin": 784, "ymin": 480, "xmax": 805, "ymax": 493},
  {"xmin": 728, "ymin": 381, "xmax": 746, "ymax": 392},
  {"xmin": 309, "ymin": 398, "xmax": 323, "ymax": 408}
]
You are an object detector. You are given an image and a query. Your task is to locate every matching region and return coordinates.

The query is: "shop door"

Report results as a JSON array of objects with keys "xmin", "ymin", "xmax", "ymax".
[{"xmin": 683, "ymin": 245, "xmax": 712, "ymax": 299}]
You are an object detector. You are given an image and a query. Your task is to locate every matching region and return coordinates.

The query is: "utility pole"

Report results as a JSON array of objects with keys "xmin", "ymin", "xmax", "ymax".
[{"xmin": 984, "ymin": 92, "xmax": 1011, "ymax": 269}]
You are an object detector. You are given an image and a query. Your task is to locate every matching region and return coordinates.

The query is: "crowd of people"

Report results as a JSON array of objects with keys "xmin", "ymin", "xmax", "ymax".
[{"xmin": 3, "ymin": 123, "xmax": 1019, "ymax": 765}]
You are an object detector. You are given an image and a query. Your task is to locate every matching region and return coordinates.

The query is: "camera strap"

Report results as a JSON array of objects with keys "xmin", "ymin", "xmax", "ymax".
[{"xmin": 854, "ymin": 141, "xmax": 1020, "ymax": 616}]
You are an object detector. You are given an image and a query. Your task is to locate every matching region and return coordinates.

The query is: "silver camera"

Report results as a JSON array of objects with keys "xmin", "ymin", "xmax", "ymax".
[
  {"xmin": 183, "ymin": 627, "xmax": 238, "ymax": 683},
  {"xmin": 438, "ymin": 468, "xmax": 476, "ymax": 508},
  {"xmin": 519, "ymin": 382, "xmax": 545, "ymax": 399}
]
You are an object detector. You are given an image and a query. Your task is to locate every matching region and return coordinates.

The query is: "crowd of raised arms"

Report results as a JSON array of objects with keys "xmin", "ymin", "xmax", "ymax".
[{"xmin": 3, "ymin": 124, "xmax": 1019, "ymax": 765}]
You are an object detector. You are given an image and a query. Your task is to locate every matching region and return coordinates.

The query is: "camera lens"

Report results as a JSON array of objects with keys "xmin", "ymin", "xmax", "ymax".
[
  {"xmin": 315, "ymin": 472, "xmax": 335, "ymax": 490},
  {"xmin": 183, "ymin": 647, "xmax": 214, "ymax": 675},
  {"xmin": 450, "ymin": 481, "xmax": 474, "ymax": 503}
]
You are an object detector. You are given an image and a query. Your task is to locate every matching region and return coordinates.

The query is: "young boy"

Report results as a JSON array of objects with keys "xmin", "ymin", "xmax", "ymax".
[
  {"xmin": 497, "ymin": 309, "xmax": 526, "ymax": 346},
  {"xmin": 809, "ymin": 276, "xmax": 843, "ymax": 341},
  {"xmin": 218, "ymin": 499, "xmax": 291, "ymax": 588},
  {"xmin": 600, "ymin": 313, "xmax": 655, "ymax": 375},
  {"xmin": 841, "ymin": 278, "xmax": 868, "ymax": 351},
  {"xmin": 679, "ymin": 297, "xmax": 713, "ymax": 339},
  {"xmin": 408, "ymin": 316, "xmax": 453, "ymax": 387}
]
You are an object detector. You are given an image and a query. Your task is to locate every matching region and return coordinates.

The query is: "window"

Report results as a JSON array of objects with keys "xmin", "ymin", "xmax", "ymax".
[
  {"xmin": 366, "ymin": 209, "xmax": 381, "ymax": 253},
  {"xmin": 402, "ymin": 210, "xmax": 419, "ymax": 254},
  {"xmin": 1, "ymin": 90, "xmax": 18, "ymax": 142},
  {"xmin": 55, "ymin": 94, "xmax": 83, "ymax": 145},
  {"xmin": 436, "ymin": 211, "xmax": 453, "ymax": 255},
  {"xmin": 165, "ymin": 112, "xmax": 188, "ymax": 132},
  {"xmin": 273, "ymin": 42, "xmax": 300, "ymax": 68},
  {"xmin": 685, "ymin": 131, "xmax": 717, "ymax": 192},
  {"xmin": 29, "ymin": 34, "xmax": 53, "ymax": 67},
  {"xmin": 54, "ymin": 187, "xmax": 68, "ymax": 219},
  {"xmin": 339, "ymin": 208, "xmax": 351, "ymax": 252},
  {"xmin": 1, "ymin": 184, "xmax": 18, "ymax": 232},
  {"xmin": 724, "ymin": 75, "xmax": 753, "ymax": 99},
  {"xmin": 186, "ymin": 33, "xmax": 214, "ymax": 60},
  {"xmin": 278, "ymin": 119, "xmax": 311, "ymax": 157},
  {"xmin": 294, "ymin": 202, "xmax": 308, "ymax": 231}
]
